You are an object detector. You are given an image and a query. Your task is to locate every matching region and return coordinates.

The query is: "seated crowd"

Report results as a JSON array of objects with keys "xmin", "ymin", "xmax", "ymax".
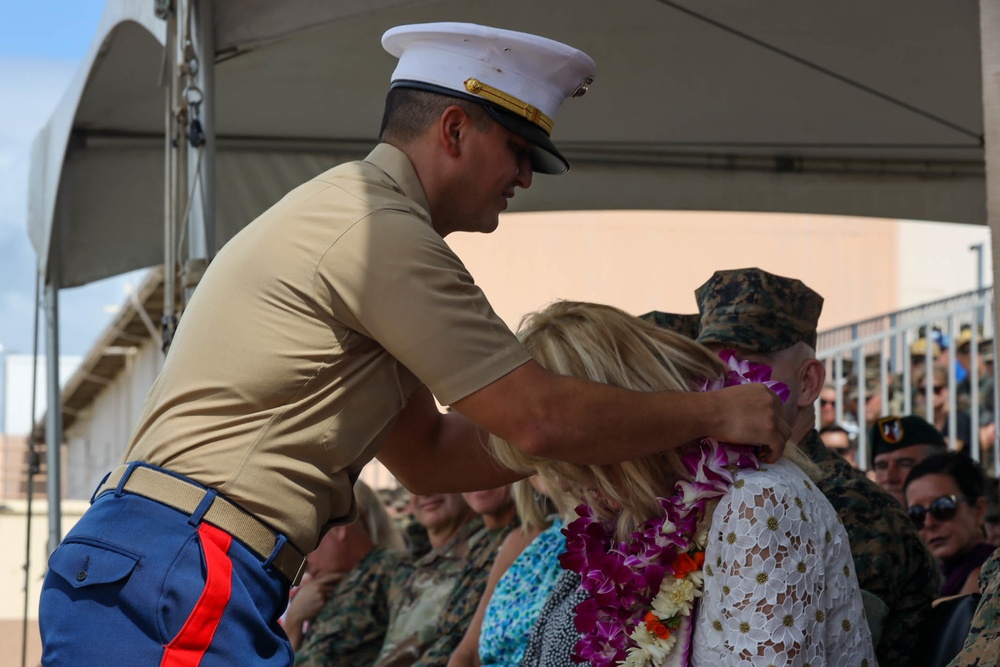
[{"xmin": 286, "ymin": 268, "xmax": 1000, "ymax": 667}]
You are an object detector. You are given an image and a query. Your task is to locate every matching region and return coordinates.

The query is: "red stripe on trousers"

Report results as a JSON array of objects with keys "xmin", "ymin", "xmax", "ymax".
[{"xmin": 160, "ymin": 522, "xmax": 234, "ymax": 667}]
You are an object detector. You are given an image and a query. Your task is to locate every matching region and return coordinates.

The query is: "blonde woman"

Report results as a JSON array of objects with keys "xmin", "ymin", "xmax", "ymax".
[{"xmin": 492, "ymin": 301, "xmax": 874, "ymax": 667}]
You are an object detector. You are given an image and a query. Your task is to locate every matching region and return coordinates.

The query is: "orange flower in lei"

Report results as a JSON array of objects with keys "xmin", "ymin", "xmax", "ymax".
[
  {"xmin": 643, "ymin": 611, "xmax": 672, "ymax": 640},
  {"xmin": 671, "ymin": 551, "xmax": 705, "ymax": 580}
]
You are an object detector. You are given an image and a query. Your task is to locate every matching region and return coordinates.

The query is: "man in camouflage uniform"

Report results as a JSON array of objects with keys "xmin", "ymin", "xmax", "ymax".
[
  {"xmin": 948, "ymin": 547, "xmax": 1000, "ymax": 666},
  {"xmin": 695, "ymin": 267, "xmax": 941, "ymax": 667},
  {"xmin": 374, "ymin": 490, "xmax": 517, "ymax": 667},
  {"xmin": 292, "ymin": 544, "xmax": 409, "ymax": 667}
]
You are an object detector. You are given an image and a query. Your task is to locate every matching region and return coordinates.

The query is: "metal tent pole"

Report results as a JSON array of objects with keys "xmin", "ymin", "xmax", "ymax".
[
  {"xmin": 180, "ymin": 0, "xmax": 215, "ymax": 304},
  {"xmin": 162, "ymin": 4, "xmax": 178, "ymax": 354},
  {"xmin": 981, "ymin": 0, "xmax": 1000, "ymax": 476},
  {"xmin": 20, "ymin": 268, "xmax": 42, "ymax": 667},
  {"xmin": 43, "ymin": 278, "xmax": 62, "ymax": 557}
]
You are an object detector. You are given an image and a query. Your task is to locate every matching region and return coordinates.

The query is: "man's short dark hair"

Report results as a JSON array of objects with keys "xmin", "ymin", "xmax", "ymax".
[{"xmin": 379, "ymin": 87, "xmax": 492, "ymax": 144}]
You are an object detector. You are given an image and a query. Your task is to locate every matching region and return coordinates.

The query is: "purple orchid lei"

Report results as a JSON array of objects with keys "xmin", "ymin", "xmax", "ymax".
[{"xmin": 559, "ymin": 350, "xmax": 789, "ymax": 667}]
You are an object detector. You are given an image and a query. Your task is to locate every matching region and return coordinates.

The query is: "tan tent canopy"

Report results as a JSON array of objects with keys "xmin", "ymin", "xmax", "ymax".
[{"xmin": 29, "ymin": 0, "xmax": 986, "ymax": 290}]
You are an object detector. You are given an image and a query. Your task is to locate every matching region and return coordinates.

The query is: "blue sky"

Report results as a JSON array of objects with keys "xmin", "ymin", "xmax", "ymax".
[{"xmin": 0, "ymin": 0, "xmax": 140, "ymax": 359}]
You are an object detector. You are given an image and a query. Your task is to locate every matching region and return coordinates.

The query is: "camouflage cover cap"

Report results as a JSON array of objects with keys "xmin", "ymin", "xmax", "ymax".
[
  {"xmin": 695, "ymin": 268, "xmax": 824, "ymax": 353},
  {"xmin": 639, "ymin": 311, "xmax": 700, "ymax": 339},
  {"xmin": 869, "ymin": 415, "xmax": 945, "ymax": 466}
]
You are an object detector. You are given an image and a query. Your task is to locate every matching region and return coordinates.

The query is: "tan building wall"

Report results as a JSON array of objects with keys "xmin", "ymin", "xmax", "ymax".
[
  {"xmin": 0, "ymin": 500, "xmax": 87, "ymax": 667},
  {"xmin": 449, "ymin": 211, "xmax": 902, "ymax": 333}
]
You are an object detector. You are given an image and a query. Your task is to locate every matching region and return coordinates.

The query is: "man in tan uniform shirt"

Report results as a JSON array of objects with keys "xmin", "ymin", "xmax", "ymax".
[{"xmin": 38, "ymin": 23, "xmax": 790, "ymax": 666}]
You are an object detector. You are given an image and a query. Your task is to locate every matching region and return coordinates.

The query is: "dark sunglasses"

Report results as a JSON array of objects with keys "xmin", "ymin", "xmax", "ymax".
[
  {"xmin": 907, "ymin": 495, "xmax": 969, "ymax": 529},
  {"xmin": 820, "ymin": 399, "xmax": 836, "ymax": 407}
]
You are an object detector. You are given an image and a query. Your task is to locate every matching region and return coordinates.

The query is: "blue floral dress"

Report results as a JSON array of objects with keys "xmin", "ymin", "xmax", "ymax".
[{"xmin": 479, "ymin": 519, "xmax": 566, "ymax": 667}]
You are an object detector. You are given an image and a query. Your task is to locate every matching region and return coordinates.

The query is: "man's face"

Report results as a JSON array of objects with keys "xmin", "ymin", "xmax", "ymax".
[
  {"xmin": 874, "ymin": 444, "xmax": 934, "ymax": 505},
  {"xmin": 409, "ymin": 493, "xmax": 472, "ymax": 532},
  {"xmin": 819, "ymin": 387, "xmax": 837, "ymax": 427},
  {"xmin": 865, "ymin": 392, "xmax": 882, "ymax": 423},
  {"xmin": 715, "ymin": 346, "xmax": 801, "ymax": 424},
  {"xmin": 737, "ymin": 350, "xmax": 802, "ymax": 424},
  {"xmin": 449, "ymin": 118, "xmax": 534, "ymax": 235},
  {"xmin": 820, "ymin": 430, "xmax": 853, "ymax": 463}
]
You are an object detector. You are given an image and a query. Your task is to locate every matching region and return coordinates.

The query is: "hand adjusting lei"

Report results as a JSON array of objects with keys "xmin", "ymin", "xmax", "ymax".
[{"xmin": 559, "ymin": 351, "xmax": 790, "ymax": 667}]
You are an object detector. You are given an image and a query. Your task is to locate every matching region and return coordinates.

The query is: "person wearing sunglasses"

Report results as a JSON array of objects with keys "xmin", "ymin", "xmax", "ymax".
[{"xmin": 904, "ymin": 451, "xmax": 996, "ymax": 597}]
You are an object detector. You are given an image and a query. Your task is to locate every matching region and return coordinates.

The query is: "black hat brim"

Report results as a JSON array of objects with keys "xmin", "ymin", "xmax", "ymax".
[{"xmin": 389, "ymin": 80, "xmax": 570, "ymax": 174}]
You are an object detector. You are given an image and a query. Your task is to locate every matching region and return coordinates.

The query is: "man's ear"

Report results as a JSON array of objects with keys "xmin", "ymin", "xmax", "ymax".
[
  {"xmin": 797, "ymin": 358, "xmax": 826, "ymax": 408},
  {"xmin": 438, "ymin": 105, "xmax": 468, "ymax": 158}
]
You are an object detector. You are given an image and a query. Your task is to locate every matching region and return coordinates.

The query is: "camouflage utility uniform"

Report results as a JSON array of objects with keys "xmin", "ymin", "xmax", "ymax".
[
  {"xmin": 414, "ymin": 520, "xmax": 517, "ymax": 666},
  {"xmin": 802, "ymin": 430, "xmax": 941, "ymax": 667},
  {"xmin": 948, "ymin": 547, "xmax": 1000, "ymax": 667},
  {"xmin": 374, "ymin": 517, "xmax": 515, "ymax": 667},
  {"xmin": 294, "ymin": 547, "xmax": 411, "ymax": 667}
]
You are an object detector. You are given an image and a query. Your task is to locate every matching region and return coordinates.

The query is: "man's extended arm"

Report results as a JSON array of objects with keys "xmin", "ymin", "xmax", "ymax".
[{"xmin": 377, "ymin": 359, "xmax": 790, "ymax": 494}]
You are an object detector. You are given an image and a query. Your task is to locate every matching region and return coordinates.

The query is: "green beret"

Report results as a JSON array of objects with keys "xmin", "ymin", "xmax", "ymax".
[
  {"xmin": 869, "ymin": 415, "xmax": 946, "ymax": 467},
  {"xmin": 639, "ymin": 311, "xmax": 700, "ymax": 339},
  {"xmin": 695, "ymin": 268, "xmax": 824, "ymax": 353}
]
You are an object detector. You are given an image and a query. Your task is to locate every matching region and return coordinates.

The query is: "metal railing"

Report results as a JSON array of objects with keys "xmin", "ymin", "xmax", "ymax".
[{"xmin": 816, "ymin": 287, "xmax": 998, "ymax": 476}]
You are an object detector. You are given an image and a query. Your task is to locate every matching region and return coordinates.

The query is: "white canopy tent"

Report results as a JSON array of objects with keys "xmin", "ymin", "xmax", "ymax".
[{"xmin": 26, "ymin": 0, "xmax": 1000, "ymax": 547}]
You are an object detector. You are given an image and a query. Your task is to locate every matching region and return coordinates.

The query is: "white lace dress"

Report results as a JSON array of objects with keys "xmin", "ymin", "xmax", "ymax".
[{"xmin": 691, "ymin": 459, "xmax": 877, "ymax": 667}]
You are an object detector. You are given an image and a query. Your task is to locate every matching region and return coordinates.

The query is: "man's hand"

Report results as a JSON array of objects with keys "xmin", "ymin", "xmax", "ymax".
[{"xmin": 708, "ymin": 383, "xmax": 792, "ymax": 463}]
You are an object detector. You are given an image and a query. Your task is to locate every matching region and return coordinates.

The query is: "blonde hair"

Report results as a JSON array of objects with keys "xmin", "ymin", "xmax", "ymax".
[
  {"xmin": 491, "ymin": 300, "xmax": 815, "ymax": 540},
  {"xmin": 512, "ymin": 477, "xmax": 577, "ymax": 531},
  {"xmin": 355, "ymin": 481, "xmax": 405, "ymax": 552},
  {"xmin": 512, "ymin": 479, "xmax": 553, "ymax": 531}
]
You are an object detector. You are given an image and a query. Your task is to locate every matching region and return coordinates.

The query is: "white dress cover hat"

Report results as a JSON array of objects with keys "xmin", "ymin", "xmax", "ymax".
[{"xmin": 382, "ymin": 22, "xmax": 596, "ymax": 174}]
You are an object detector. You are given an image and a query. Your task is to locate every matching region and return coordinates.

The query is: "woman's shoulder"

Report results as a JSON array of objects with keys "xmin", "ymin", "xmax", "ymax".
[
  {"xmin": 728, "ymin": 458, "xmax": 820, "ymax": 498},
  {"xmin": 718, "ymin": 459, "xmax": 836, "ymax": 532}
]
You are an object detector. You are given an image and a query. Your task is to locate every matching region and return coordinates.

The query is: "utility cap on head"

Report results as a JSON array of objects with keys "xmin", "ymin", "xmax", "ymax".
[
  {"xmin": 910, "ymin": 337, "xmax": 941, "ymax": 358},
  {"xmin": 382, "ymin": 22, "xmax": 596, "ymax": 174},
  {"xmin": 869, "ymin": 415, "xmax": 946, "ymax": 467},
  {"xmin": 695, "ymin": 268, "xmax": 824, "ymax": 353},
  {"xmin": 639, "ymin": 311, "xmax": 700, "ymax": 339},
  {"xmin": 957, "ymin": 324, "xmax": 986, "ymax": 350}
]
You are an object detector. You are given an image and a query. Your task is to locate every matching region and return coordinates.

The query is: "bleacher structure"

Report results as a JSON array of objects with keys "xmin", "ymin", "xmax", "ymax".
[{"xmin": 816, "ymin": 287, "xmax": 998, "ymax": 475}]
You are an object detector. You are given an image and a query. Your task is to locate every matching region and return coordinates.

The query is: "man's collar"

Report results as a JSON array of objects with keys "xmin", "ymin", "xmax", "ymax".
[
  {"xmin": 365, "ymin": 143, "xmax": 432, "ymax": 220},
  {"xmin": 799, "ymin": 428, "xmax": 827, "ymax": 461}
]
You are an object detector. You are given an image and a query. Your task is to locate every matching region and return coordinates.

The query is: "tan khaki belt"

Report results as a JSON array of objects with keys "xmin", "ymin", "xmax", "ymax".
[{"xmin": 96, "ymin": 465, "xmax": 306, "ymax": 585}]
